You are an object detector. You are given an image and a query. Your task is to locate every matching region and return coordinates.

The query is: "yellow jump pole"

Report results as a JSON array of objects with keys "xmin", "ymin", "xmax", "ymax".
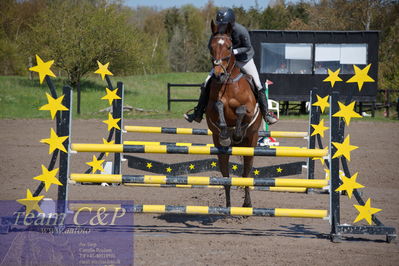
[
  {"xmin": 124, "ymin": 125, "xmax": 308, "ymax": 138},
  {"xmin": 69, "ymin": 203, "xmax": 328, "ymax": 219},
  {"xmin": 70, "ymin": 144, "xmax": 328, "ymax": 158},
  {"xmin": 70, "ymin": 174, "xmax": 328, "ymax": 188}
]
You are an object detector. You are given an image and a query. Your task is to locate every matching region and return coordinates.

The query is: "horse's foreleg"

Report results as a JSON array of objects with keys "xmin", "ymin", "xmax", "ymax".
[
  {"xmin": 242, "ymin": 155, "xmax": 254, "ymax": 207},
  {"xmin": 233, "ymin": 105, "xmax": 247, "ymax": 142},
  {"xmin": 218, "ymin": 154, "xmax": 231, "ymax": 208},
  {"xmin": 215, "ymin": 100, "xmax": 230, "ymax": 146}
]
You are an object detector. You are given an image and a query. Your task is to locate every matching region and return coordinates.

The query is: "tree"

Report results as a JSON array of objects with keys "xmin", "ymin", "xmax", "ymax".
[
  {"xmin": 24, "ymin": 0, "xmax": 148, "ymax": 114},
  {"xmin": 259, "ymin": 3, "xmax": 291, "ymax": 30},
  {"xmin": 0, "ymin": 0, "xmax": 47, "ymax": 75}
]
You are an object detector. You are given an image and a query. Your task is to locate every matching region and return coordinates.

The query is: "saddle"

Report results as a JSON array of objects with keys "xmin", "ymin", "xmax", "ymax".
[
  {"xmin": 211, "ymin": 72, "xmax": 257, "ymax": 97},
  {"xmin": 243, "ymin": 74, "xmax": 257, "ymax": 98}
]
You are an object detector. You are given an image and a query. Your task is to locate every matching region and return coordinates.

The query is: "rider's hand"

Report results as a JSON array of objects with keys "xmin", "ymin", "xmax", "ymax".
[{"xmin": 233, "ymin": 49, "xmax": 238, "ymax": 55}]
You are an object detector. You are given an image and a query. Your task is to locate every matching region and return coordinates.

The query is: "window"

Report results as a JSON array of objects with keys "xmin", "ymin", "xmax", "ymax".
[
  {"xmin": 261, "ymin": 43, "xmax": 313, "ymax": 74},
  {"xmin": 315, "ymin": 44, "xmax": 368, "ymax": 74}
]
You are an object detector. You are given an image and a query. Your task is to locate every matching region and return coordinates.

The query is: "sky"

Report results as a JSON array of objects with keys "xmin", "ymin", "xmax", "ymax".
[{"xmin": 124, "ymin": 0, "xmax": 298, "ymax": 10}]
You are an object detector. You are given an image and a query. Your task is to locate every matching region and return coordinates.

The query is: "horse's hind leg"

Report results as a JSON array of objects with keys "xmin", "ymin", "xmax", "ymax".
[
  {"xmin": 242, "ymin": 155, "xmax": 254, "ymax": 207},
  {"xmin": 218, "ymin": 154, "xmax": 231, "ymax": 208},
  {"xmin": 233, "ymin": 105, "xmax": 246, "ymax": 142},
  {"xmin": 215, "ymin": 100, "xmax": 230, "ymax": 146}
]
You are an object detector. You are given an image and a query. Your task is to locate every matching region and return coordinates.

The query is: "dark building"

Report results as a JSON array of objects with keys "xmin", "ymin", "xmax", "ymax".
[{"xmin": 249, "ymin": 30, "xmax": 379, "ymax": 103}]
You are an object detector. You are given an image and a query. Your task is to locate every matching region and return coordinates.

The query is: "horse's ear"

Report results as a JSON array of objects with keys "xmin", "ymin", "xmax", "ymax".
[
  {"xmin": 226, "ymin": 23, "xmax": 233, "ymax": 36},
  {"xmin": 211, "ymin": 20, "xmax": 217, "ymax": 34}
]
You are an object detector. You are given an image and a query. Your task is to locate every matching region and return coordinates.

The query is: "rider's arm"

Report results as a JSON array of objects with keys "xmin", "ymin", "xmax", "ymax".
[{"xmin": 233, "ymin": 28, "xmax": 251, "ymax": 55}]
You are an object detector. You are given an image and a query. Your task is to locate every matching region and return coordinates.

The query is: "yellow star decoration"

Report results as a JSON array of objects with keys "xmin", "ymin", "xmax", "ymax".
[
  {"xmin": 33, "ymin": 165, "xmax": 62, "ymax": 192},
  {"xmin": 335, "ymin": 172, "xmax": 365, "ymax": 199},
  {"xmin": 16, "ymin": 189, "xmax": 44, "ymax": 214},
  {"xmin": 102, "ymin": 138, "xmax": 115, "ymax": 157},
  {"xmin": 312, "ymin": 95, "xmax": 330, "ymax": 113},
  {"xmin": 28, "ymin": 55, "xmax": 56, "ymax": 84},
  {"xmin": 311, "ymin": 119, "xmax": 329, "ymax": 138},
  {"xmin": 94, "ymin": 61, "xmax": 113, "ymax": 80},
  {"xmin": 232, "ymin": 165, "xmax": 238, "ymax": 171},
  {"xmin": 332, "ymin": 135, "xmax": 358, "ymax": 161},
  {"xmin": 353, "ymin": 198, "xmax": 381, "ymax": 225},
  {"xmin": 102, "ymin": 113, "xmax": 121, "ymax": 131},
  {"xmin": 253, "ymin": 169, "xmax": 260, "ymax": 175},
  {"xmin": 189, "ymin": 164, "xmax": 195, "ymax": 170},
  {"xmin": 346, "ymin": 64, "xmax": 375, "ymax": 91},
  {"xmin": 323, "ymin": 68, "xmax": 343, "ymax": 87},
  {"xmin": 211, "ymin": 161, "xmax": 217, "ymax": 167},
  {"xmin": 313, "ymin": 156, "xmax": 325, "ymax": 165},
  {"xmin": 166, "ymin": 167, "xmax": 172, "ymax": 173},
  {"xmin": 324, "ymin": 169, "xmax": 345, "ymax": 181},
  {"xmin": 333, "ymin": 101, "xmax": 362, "ymax": 126},
  {"xmin": 40, "ymin": 128, "xmax": 68, "ymax": 154},
  {"xmin": 146, "ymin": 162, "xmax": 152, "ymax": 169},
  {"xmin": 101, "ymin": 88, "xmax": 121, "ymax": 106},
  {"xmin": 313, "ymin": 147, "xmax": 328, "ymax": 165},
  {"xmin": 276, "ymin": 167, "xmax": 283, "ymax": 173},
  {"xmin": 85, "ymin": 155, "xmax": 105, "ymax": 173},
  {"xmin": 39, "ymin": 93, "xmax": 68, "ymax": 119}
]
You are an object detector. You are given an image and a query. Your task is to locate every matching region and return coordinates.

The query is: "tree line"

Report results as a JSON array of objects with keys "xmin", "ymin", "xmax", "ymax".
[{"xmin": 0, "ymin": 0, "xmax": 398, "ymax": 92}]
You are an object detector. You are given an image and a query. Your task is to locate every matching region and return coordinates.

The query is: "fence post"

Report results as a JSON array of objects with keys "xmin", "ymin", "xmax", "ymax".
[
  {"xmin": 113, "ymin": 82, "xmax": 124, "ymax": 175},
  {"xmin": 167, "ymin": 83, "xmax": 171, "ymax": 111},
  {"xmin": 397, "ymin": 97, "xmax": 399, "ymax": 120}
]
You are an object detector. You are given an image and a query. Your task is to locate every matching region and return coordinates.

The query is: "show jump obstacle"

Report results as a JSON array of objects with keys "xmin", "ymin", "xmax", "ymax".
[{"xmin": 5, "ymin": 55, "xmax": 396, "ymax": 243}]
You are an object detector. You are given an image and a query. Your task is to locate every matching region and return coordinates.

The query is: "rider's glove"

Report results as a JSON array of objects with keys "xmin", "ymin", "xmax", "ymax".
[{"xmin": 233, "ymin": 49, "xmax": 238, "ymax": 55}]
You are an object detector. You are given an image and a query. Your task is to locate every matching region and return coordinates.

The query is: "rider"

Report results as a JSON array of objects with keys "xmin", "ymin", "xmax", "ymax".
[{"xmin": 184, "ymin": 7, "xmax": 278, "ymax": 125}]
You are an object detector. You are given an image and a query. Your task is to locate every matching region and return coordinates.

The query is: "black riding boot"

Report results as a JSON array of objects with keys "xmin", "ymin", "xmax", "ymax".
[
  {"xmin": 257, "ymin": 88, "xmax": 278, "ymax": 125},
  {"xmin": 184, "ymin": 83, "xmax": 210, "ymax": 123}
]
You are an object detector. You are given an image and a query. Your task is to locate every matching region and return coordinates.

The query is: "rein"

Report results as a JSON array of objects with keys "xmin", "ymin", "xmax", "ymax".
[{"xmin": 211, "ymin": 34, "xmax": 240, "ymax": 99}]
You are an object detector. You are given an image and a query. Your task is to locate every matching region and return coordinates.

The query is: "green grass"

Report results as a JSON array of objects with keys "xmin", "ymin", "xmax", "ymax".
[
  {"xmin": 0, "ymin": 74, "xmax": 398, "ymax": 122},
  {"xmin": 0, "ymin": 73, "xmax": 206, "ymax": 119}
]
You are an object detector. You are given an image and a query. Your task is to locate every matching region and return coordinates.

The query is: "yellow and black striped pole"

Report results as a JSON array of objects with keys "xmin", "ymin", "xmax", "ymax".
[
  {"xmin": 123, "ymin": 141, "xmax": 214, "ymax": 147},
  {"xmin": 69, "ymin": 203, "xmax": 328, "ymax": 218},
  {"xmin": 123, "ymin": 141, "xmax": 309, "ymax": 150},
  {"xmin": 70, "ymin": 174, "xmax": 329, "ymax": 188},
  {"xmin": 121, "ymin": 183, "xmax": 307, "ymax": 192},
  {"xmin": 124, "ymin": 125, "xmax": 308, "ymax": 138},
  {"xmin": 71, "ymin": 144, "xmax": 327, "ymax": 158}
]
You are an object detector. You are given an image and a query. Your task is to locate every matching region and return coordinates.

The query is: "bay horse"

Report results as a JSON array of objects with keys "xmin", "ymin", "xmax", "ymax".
[{"xmin": 206, "ymin": 21, "xmax": 263, "ymax": 207}]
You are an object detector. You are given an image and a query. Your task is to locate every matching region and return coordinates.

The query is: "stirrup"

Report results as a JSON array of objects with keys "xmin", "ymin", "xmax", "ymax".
[{"xmin": 265, "ymin": 112, "xmax": 278, "ymax": 125}]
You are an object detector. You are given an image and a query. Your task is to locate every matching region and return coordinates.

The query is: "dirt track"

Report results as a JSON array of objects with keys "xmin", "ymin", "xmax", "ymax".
[{"xmin": 1, "ymin": 118, "xmax": 399, "ymax": 265}]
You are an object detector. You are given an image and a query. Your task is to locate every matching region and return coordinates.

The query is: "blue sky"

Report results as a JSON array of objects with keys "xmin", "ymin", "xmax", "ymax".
[{"xmin": 124, "ymin": 0, "xmax": 300, "ymax": 10}]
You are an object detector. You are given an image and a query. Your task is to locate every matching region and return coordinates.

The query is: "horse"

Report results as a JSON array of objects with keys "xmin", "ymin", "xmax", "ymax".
[{"xmin": 205, "ymin": 20, "xmax": 263, "ymax": 208}]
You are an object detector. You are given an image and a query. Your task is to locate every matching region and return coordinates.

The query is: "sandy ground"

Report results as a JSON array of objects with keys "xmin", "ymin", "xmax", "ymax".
[{"xmin": 1, "ymin": 118, "xmax": 398, "ymax": 265}]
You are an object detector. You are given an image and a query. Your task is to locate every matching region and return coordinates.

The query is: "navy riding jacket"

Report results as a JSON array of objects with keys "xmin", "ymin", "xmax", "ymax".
[{"xmin": 209, "ymin": 22, "xmax": 255, "ymax": 63}]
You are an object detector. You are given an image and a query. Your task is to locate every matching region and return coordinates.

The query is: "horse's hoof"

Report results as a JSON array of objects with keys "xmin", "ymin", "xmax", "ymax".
[
  {"xmin": 220, "ymin": 138, "xmax": 231, "ymax": 147},
  {"xmin": 232, "ymin": 135, "xmax": 242, "ymax": 143},
  {"xmin": 242, "ymin": 202, "xmax": 252, "ymax": 208}
]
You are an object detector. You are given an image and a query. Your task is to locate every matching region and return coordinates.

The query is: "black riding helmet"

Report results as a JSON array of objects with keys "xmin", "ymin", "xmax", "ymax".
[{"xmin": 216, "ymin": 8, "xmax": 235, "ymax": 25}]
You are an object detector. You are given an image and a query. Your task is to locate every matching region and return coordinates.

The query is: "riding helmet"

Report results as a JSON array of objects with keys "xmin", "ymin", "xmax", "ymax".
[{"xmin": 216, "ymin": 8, "xmax": 235, "ymax": 25}]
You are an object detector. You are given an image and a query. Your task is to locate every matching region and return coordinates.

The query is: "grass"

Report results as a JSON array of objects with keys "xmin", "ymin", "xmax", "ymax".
[
  {"xmin": 0, "ymin": 73, "xmax": 206, "ymax": 119},
  {"xmin": 0, "ymin": 74, "xmax": 398, "ymax": 122}
]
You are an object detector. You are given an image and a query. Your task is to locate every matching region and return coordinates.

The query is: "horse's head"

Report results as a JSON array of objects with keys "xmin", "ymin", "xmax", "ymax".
[{"xmin": 210, "ymin": 20, "xmax": 234, "ymax": 82}]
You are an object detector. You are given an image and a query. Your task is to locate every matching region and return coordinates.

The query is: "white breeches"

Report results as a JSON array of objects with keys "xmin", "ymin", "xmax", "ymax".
[
  {"xmin": 236, "ymin": 59, "xmax": 262, "ymax": 90},
  {"xmin": 205, "ymin": 59, "xmax": 263, "ymax": 90}
]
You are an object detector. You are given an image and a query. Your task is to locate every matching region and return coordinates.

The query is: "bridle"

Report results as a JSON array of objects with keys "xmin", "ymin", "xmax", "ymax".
[{"xmin": 211, "ymin": 34, "xmax": 235, "ymax": 80}]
